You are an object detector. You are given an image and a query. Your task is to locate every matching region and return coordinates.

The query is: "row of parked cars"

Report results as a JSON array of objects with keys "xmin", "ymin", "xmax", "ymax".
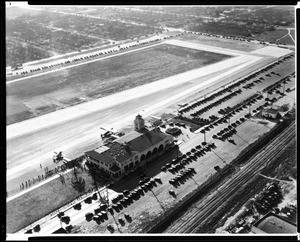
[
  {"xmin": 161, "ymin": 142, "xmax": 216, "ymax": 175},
  {"xmin": 179, "ymin": 51, "xmax": 293, "ymax": 117},
  {"xmin": 184, "ymin": 30, "xmax": 256, "ymax": 44},
  {"xmin": 14, "ymin": 32, "xmax": 190, "ymax": 77},
  {"xmin": 13, "ymin": 36, "xmax": 171, "ymax": 77},
  {"xmin": 197, "ymin": 92, "xmax": 264, "ymax": 135},
  {"xmin": 85, "ymin": 177, "xmax": 162, "ymax": 226},
  {"xmin": 190, "ymin": 89, "xmax": 242, "ymax": 118},
  {"xmin": 179, "ymin": 83, "xmax": 237, "ymax": 114},
  {"xmin": 169, "ymin": 168, "xmax": 196, "ymax": 187},
  {"xmin": 263, "ymin": 74, "xmax": 293, "ymax": 94},
  {"xmin": 213, "ymin": 123, "xmax": 238, "ymax": 141}
]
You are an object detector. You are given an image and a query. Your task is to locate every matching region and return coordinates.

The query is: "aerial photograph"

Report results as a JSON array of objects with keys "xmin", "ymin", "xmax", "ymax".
[{"xmin": 5, "ymin": 2, "xmax": 296, "ymax": 238}]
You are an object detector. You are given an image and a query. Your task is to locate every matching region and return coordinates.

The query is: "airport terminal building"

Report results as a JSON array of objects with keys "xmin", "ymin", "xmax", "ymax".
[{"xmin": 85, "ymin": 114, "xmax": 174, "ymax": 177}]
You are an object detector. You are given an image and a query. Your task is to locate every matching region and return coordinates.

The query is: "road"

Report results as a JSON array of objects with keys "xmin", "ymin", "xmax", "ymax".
[
  {"xmin": 164, "ymin": 121, "xmax": 295, "ymax": 233},
  {"xmin": 6, "ymin": 36, "xmax": 163, "ymax": 81}
]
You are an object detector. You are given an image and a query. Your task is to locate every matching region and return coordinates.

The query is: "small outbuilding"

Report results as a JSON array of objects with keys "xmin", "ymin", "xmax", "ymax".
[
  {"xmin": 251, "ymin": 212, "xmax": 297, "ymax": 234},
  {"xmin": 262, "ymin": 107, "xmax": 280, "ymax": 119}
]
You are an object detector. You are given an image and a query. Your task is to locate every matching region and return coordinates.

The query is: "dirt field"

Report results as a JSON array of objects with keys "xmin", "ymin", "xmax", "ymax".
[
  {"xmin": 175, "ymin": 34, "xmax": 264, "ymax": 52},
  {"xmin": 253, "ymin": 29, "xmax": 288, "ymax": 42},
  {"xmin": 6, "ymin": 43, "xmax": 231, "ymax": 125},
  {"xmin": 6, "ymin": 169, "xmax": 95, "ymax": 233},
  {"xmin": 278, "ymin": 35, "xmax": 295, "ymax": 45},
  {"xmin": 290, "ymin": 29, "xmax": 295, "ymax": 39}
]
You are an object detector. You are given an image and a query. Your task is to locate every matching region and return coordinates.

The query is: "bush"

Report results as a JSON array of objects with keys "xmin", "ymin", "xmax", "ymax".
[
  {"xmin": 58, "ymin": 212, "xmax": 65, "ymax": 218},
  {"xmin": 92, "ymin": 193, "xmax": 98, "ymax": 200},
  {"xmin": 73, "ymin": 203, "xmax": 82, "ymax": 210},
  {"xmin": 65, "ymin": 225, "xmax": 73, "ymax": 233},
  {"xmin": 84, "ymin": 197, "xmax": 92, "ymax": 204},
  {"xmin": 85, "ymin": 212, "xmax": 93, "ymax": 221},
  {"xmin": 33, "ymin": 224, "xmax": 40, "ymax": 232},
  {"xmin": 214, "ymin": 165, "xmax": 221, "ymax": 171},
  {"xmin": 61, "ymin": 216, "xmax": 70, "ymax": 224}
]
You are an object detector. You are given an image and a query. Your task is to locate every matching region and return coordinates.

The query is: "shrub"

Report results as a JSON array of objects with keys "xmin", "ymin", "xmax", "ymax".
[
  {"xmin": 33, "ymin": 224, "xmax": 40, "ymax": 232},
  {"xmin": 61, "ymin": 216, "xmax": 70, "ymax": 224},
  {"xmin": 73, "ymin": 203, "xmax": 82, "ymax": 210}
]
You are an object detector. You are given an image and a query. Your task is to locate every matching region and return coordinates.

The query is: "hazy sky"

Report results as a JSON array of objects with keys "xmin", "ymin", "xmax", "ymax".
[{"xmin": 6, "ymin": 1, "xmax": 28, "ymax": 7}]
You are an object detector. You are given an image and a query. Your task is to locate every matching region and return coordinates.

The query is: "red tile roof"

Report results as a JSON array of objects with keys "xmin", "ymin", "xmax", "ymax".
[
  {"xmin": 85, "ymin": 128, "xmax": 172, "ymax": 166},
  {"xmin": 117, "ymin": 128, "xmax": 171, "ymax": 153},
  {"xmin": 85, "ymin": 142, "xmax": 132, "ymax": 165},
  {"xmin": 109, "ymin": 164, "xmax": 121, "ymax": 173},
  {"xmin": 266, "ymin": 108, "xmax": 279, "ymax": 114}
]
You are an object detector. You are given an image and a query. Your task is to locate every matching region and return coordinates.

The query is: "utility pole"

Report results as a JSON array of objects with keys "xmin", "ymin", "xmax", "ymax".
[{"xmin": 106, "ymin": 187, "xmax": 109, "ymax": 206}]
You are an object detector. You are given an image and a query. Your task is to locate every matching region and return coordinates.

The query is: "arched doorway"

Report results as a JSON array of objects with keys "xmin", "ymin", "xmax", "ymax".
[
  {"xmin": 152, "ymin": 147, "xmax": 158, "ymax": 157},
  {"xmin": 140, "ymin": 154, "xmax": 146, "ymax": 162},
  {"xmin": 146, "ymin": 151, "xmax": 152, "ymax": 160},
  {"xmin": 158, "ymin": 144, "xmax": 164, "ymax": 153}
]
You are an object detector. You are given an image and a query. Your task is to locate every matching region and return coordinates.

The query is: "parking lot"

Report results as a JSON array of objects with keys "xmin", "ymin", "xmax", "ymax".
[{"xmin": 180, "ymin": 55, "xmax": 294, "ymax": 123}]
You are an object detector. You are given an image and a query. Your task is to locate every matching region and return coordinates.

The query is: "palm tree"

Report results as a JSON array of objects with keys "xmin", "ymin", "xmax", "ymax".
[
  {"xmin": 59, "ymin": 173, "xmax": 66, "ymax": 186},
  {"xmin": 71, "ymin": 176, "xmax": 86, "ymax": 193}
]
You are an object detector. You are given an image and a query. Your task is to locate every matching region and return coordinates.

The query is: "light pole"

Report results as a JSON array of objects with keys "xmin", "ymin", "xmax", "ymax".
[{"xmin": 282, "ymin": 80, "xmax": 287, "ymax": 94}]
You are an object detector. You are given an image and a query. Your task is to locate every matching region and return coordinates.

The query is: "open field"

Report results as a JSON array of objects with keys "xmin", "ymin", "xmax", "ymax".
[
  {"xmin": 175, "ymin": 33, "xmax": 264, "ymax": 52},
  {"xmin": 6, "ymin": 34, "xmax": 163, "ymax": 80},
  {"xmin": 6, "ymin": 169, "xmax": 95, "ymax": 233},
  {"xmin": 278, "ymin": 34, "xmax": 295, "ymax": 45},
  {"xmin": 290, "ymin": 29, "xmax": 295, "ymax": 39},
  {"xmin": 253, "ymin": 29, "xmax": 289, "ymax": 43},
  {"xmin": 7, "ymin": 43, "xmax": 231, "ymax": 125}
]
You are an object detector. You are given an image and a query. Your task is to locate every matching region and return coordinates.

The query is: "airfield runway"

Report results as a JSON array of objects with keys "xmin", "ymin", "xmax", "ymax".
[{"xmin": 6, "ymin": 41, "xmax": 292, "ymax": 196}]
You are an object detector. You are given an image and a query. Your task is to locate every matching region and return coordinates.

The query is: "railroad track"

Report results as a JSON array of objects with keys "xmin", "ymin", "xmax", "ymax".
[{"xmin": 165, "ymin": 121, "xmax": 295, "ymax": 233}]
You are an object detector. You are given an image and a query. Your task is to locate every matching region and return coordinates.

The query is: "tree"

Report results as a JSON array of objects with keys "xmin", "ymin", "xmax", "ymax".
[
  {"xmin": 60, "ymin": 216, "xmax": 70, "ymax": 224},
  {"xmin": 33, "ymin": 224, "xmax": 40, "ymax": 232},
  {"xmin": 71, "ymin": 176, "xmax": 86, "ymax": 193},
  {"xmin": 214, "ymin": 165, "xmax": 221, "ymax": 171},
  {"xmin": 59, "ymin": 173, "xmax": 66, "ymax": 186}
]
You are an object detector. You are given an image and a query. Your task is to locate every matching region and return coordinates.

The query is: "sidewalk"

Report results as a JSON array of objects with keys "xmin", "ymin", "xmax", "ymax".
[{"xmin": 6, "ymin": 169, "xmax": 72, "ymax": 203}]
